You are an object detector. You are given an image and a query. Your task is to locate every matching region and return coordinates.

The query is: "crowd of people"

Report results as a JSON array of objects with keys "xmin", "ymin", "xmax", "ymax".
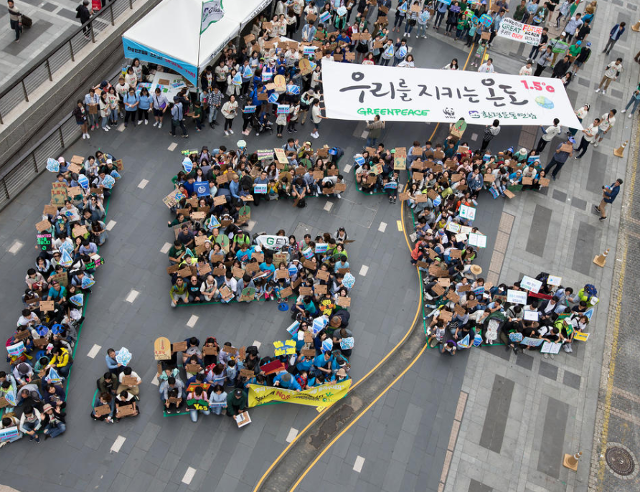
[
  {"xmin": 1, "ymin": 151, "xmax": 121, "ymax": 445},
  {"xmin": 146, "ymin": 309, "xmax": 354, "ymax": 422}
]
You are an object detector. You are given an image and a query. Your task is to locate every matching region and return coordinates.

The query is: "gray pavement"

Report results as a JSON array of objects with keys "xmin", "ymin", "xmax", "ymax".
[
  {"xmin": 0, "ymin": 1, "xmax": 638, "ymax": 491},
  {"xmin": 0, "ymin": 0, "xmax": 82, "ymax": 88}
]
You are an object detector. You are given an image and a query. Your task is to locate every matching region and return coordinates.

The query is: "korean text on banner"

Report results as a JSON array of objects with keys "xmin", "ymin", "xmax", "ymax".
[
  {"xmin": 123, "ymin": 38, "xmax": 198, "ymax": 86},
  {"xmin": 247, "ymin": 380, "xmax": 351, "ymax": 408},
  {"xmin": 320, "ymin": 60, "xmax": 581, "ymax": 128},
  {"xmin": 497, "ymin": 18, "xmax": 542, "ymax": 46}
]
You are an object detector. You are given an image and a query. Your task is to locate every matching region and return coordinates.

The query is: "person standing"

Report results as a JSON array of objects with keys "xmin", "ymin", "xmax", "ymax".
[
  {"xmin": 551, "ymin": 55, "xmax": 571, "ymax": 78},
  {"xmin": 365, "ymin": 115, "xmax": 385, "ymax": 148},
  {"xmin": 595, "ymin": 58, "xmax": 623, "ymax": 95},
  {"xmin": 594, "ymin": 109, "xmax": 616, "ymax": 147},
  {"xmin": 478, "ymin": 58, "xmax": 495, "ymax": 73},
  {"xmin": 603, "ymin": 22, "xmax": 625, "ymax": 55},
  {"xmin": 568, "ymin": 103, "xmax": 589, "ymax": 136},
  {"xmin": 7, "ymin": 1, "xmax": 22, "ymax": 43},
  {"xmin": 571, "ymin": 41, "xmax": 591, "ymax": 75},
  {"xmin": 620, "ymin": 85, "xmax": 640, "ymax": 119},
  {"xmin": 595, "ymin": 179, "xmax": 622, "ymax": 221},
  {"xmin": 75, "ymin": 0, "xmax": 92, "ymax": 37},
  {"xmin": 534, "ymin": 46, "xmax": 553, "ymax": 76},
  {"xmin": 480, "ymin": 120, "xmax": 500, "ymax": 152},
  {"xmin": 310, "ymin": 98, "xmax": 324, "ymax": 139},
  {"xmin": 563, "ymin": 13, "xmax": 582, "ymax": 43},
  {"xmin": 170, "ymin": 98, "xmax": 188, "ymax": 138},
  {"xmin": 543, "ymin": 137, "xmax": 574, "ymax": 180},
  {"xmin": 574, "ymin": 118, "xmax": 600, "ymax": 159},
  {"xmin": 221, "ymin": 94, "xmax": 238, "ymax": 136},
  {"xmin": 536, "ymin": 118, "xmax": 561, "ymax": 153}
]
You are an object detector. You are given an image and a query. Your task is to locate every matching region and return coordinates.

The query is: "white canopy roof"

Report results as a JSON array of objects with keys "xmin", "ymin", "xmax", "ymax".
[{"xmin": 123, "ymin": 0, "xmax": 270, "ymax": 73}]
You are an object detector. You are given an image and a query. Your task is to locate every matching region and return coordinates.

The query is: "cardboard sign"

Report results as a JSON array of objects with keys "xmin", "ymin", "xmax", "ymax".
[
  {"xmin": 186, "ymin": 363, "xmax": 202, "ymax": 374},
  {"xmin": 36, "ymin": 219, "xmax": 51, "ymax": 232},
  {"xmin": 235, "ymin": 411, "xmax": 251, "ymax": 428},
  {"xmin": 116, "ymin": 403, "xmax": 137, "ymax": 418},
  {"xmin": 240, "ymin": 369, "xmax": 255, "ymax": 379},
  {"xmin": 280, "ymin": 286, "xmax": 293, "ymax": 298},
  {"xmin": 122, "ymin": 375, "xmax": 139, "ymax": 386},
  {"xmin": 203, "ymin": 345, "xmax": 218, "ymax": 356},
  {"xmin": 50, "ymin": 272, "xmax": 68, "ymax": 288},
  {"xmin": 43, "ymin": 204, "xmax": 58, "ymax": 216},
  {"xmin": 154, "ymin": 337, "xmax": 172, "ymax": 360},
  {"xmin": 172, "ymin": 341, "xmax": 188, "ymax": 353},
  {"xmin": 336, "ymin": 296, "xmax": 351, "ymax": 308},
  {"xmin": 301, "ymin": 348, "xmax": 316, "ymax": 357},
  {"xmin": 93, "ymin": 404, "xmax": 111, "ymax": 417},
  {"xmin": 299, "ymin": 286, "xmax": 313, "ymax": 296},
  {"xmin": 303, "ymin": 259, "xmax": 316, "ymax": 270},
  {"xmin": 316, "ymin": 284, "xmax": 327, "ymax": 295},
  {"xmin": 72, "ymin": 225, "xmax": 88, "ymax": 238},
  {"xmin": 39, "ymin": 300, "xmax": 55, "ymax": 312},
  {"xmin": 275, "ymin": 269, "xmax": 290, "ymax": 279}
]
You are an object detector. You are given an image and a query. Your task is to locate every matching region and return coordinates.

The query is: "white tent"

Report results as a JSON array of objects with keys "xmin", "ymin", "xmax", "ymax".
[{"xmin": 122, "ymin": 0, "xmax": 271, "ymax": 86}]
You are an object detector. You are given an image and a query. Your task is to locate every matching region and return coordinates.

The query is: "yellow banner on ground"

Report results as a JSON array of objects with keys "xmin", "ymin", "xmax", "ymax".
[{"xmin": 247, "ymin": 380, "xmax": 351, "ymax": 408}]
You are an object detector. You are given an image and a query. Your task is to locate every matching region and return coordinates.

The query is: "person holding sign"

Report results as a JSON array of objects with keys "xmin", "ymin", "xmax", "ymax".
[{"xmin": 543, "ymin": 137, "xmax": 574, "ymax": 180}]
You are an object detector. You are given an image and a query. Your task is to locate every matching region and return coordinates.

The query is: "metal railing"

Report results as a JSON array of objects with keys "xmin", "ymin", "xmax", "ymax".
[
  {"xmin": 0, "ymin": 0, "xmax": 143, "ymax": 125},
  {"xmin": 0, "ymin": 71, "xmax": 121, "ymax": 212}
]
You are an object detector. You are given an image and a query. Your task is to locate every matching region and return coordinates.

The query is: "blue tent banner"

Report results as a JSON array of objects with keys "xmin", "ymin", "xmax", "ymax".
[{"xmin": 123, "ymin": 38, "xmax": 198, "ymax": 86}]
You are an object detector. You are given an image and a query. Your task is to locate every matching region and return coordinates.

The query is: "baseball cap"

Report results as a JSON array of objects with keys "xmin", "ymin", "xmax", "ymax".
[
  {"xmin": 568, "ymin": 137, "xmax": 576, "ymax": 144},
  {"xmin": 587, "ymin": 42, "xmax": 591, "ymax": 47},
  {"xmin": 234, "ymin": 389, "xmax": 243, "ymax": 398}
]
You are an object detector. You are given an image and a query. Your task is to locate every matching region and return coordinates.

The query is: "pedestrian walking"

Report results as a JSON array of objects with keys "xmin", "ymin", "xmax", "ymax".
[
  {"xmin": 620, "ymin": 85, "xmax": 640, "ymax": 118},
  {"xmin": 543, "ymin": 137, "xmax": 574, "ymax": 180},
  {"xmin": 7, "ymin": 0, "xmax": 22, "ymax": 42},
  {"xmin": 595, "ymin": 58, "xmax": 623, "ymax": 95},
  {"xmin": 574, "ymin": 118, "xmax": 600, "ymax": 159},
  {"xmin": 75, "ymin": 0, "xmax": 92, "ymax": 37},
  {"xmin": 594, "ymin": 179, "xmax": 622, "ymax": 221},
  {"xmin": 602, "ymin": 22, "xmax": 625, "ymax": 55},
  {"xmin": 594, "ymin": 109, "xmax": 616, "ymax": 147},
  {"xmin": 480, "ymin": 120, "xmax": 500, "ymax": 152},
  {"xmin": 568, "ymin": 103, "xmax": 589, "ymax": 136}
]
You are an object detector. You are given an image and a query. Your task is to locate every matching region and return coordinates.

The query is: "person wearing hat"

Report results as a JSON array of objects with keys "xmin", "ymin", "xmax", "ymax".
[
  {"xmin": 273, "ymin": 370, "xmax": 302, "ymax": 391},
  {"xmin": 41, "ymin": 403, "xmax": 66, "ymax": 440},
  {"xmin": 571, "ymin": 41, "xmax": 591, "ymax": 75},
  {"xmin": 574, "ymin": 117, "xmax": 600, "ymax": 159},
  {"xmin": 226, "ymin": 388, "xmax": 248, "ymax": 417},
  {"xmin": 543, "ymin": 137, "xmax": 574, "ymax": 180}
]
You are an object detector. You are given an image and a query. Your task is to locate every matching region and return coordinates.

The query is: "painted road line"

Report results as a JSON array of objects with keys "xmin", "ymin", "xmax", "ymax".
[
  {"xmin": 151, "ymin": 374, "xmax": 159, "ymax": 386},
  {"xmin": 110, "ymin": 436, "xmax": 126, "ymax": 453},
  {"xmin": 344, "ymin": 164, "xmax": 352, "ymax": 173},
  {"xmin": 397, "ymin": 220, "xmax": 403, "ymax": 231},
  {"xmin": 353, "ymin": 456, "xmax": 365, "ymax": 473},
  {"xmin": 471, "ymin": 133, "xmax": 478, "ymax": 141},
  {"xmin": 324, "ymin": 202, "xmax": 333, "ymax": 212},
  {"xmin": 252, "ymin": 341, "xmax": 262, "ymax": 349},
  {"xmin": 246, "ymin": 220, "xmax": 256, "ymax": 231},
  {"xmin": 378, "ymin": 222, "xmax": 387, "ymax": 233},
  {"xmin": 117, "ymin": 124, "xmax": 125, "ymax": 132},
  {"xmin": 359, "ymin": 265, "xmax": 369, "ymax": 277},
  {"xmin": 106, "ymin": 220, "xmax": 117, "ymax": 231},
  {"xmin": 8, "ymin": 240, "xmax": 23, "ymax": 255},
  {"xmin": 182, "ymin": 467, "xmax": 197, "ymax": 485},
  {"xmin": 138, "ymin": 179, "xmax": 149, "ymax": 189},
  {"xmin": 161, "ymin": 242, "xmax": 172, "ymax": 254},
  {"xmin": 87, "ymin": 344, "xmax": 101, "ymax": 359},
  {"xmin": 286, "ymin": 428, "xmax": 299, "ymax": 443},
  {"xmin": 125, "ymin": 289, "xmax": 139, "ymax": 303},
  {"xmin": 187, "ymin": 315, "xmax": 198, "ymax": 328},
  {"xmin": 168, "ymin": 143, "xmax": 178, "ymax": 151}
]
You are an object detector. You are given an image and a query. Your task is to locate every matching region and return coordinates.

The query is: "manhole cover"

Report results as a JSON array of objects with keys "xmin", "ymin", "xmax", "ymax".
[{"xmin": 606, "ymin": 446, "xmax": 636, "ymax": 476}]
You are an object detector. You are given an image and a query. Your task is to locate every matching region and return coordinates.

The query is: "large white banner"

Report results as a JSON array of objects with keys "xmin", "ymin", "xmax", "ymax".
[
  {"xmin": 321, "ymin": 61, "xmax": 582, "ymax": 128},
  {"xmin": 497, "ymin": 18, "xmax": 543, "ymax": 45}
]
